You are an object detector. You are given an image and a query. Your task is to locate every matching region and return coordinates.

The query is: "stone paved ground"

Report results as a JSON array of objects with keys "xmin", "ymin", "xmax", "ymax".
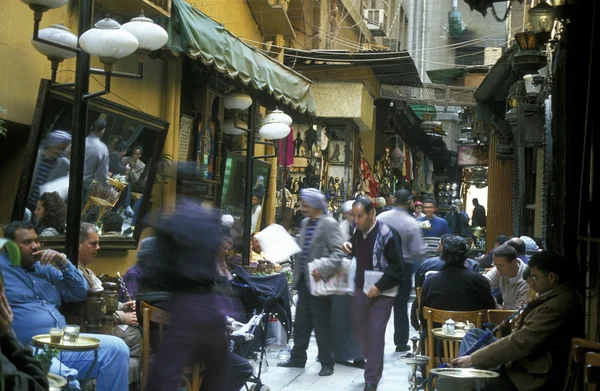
[{"xmin": 256, "ymin": 296, "xmax": 418, "ymax": 391}]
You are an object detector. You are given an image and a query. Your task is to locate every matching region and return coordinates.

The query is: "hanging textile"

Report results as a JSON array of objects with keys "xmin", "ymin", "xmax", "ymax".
[{"xmin": 278, "ymin": 130, "xmax": 295, "ymax": 167}]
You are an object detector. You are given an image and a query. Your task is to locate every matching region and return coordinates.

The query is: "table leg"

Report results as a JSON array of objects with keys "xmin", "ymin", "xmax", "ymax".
[{"xmin": 84, "ymin": 350, "xmax": 99, "ymax": 380}]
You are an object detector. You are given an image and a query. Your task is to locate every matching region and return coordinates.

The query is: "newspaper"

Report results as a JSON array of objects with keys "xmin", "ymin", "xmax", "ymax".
[
  {"xmin": 254, "ymin": 224, "xmax": 301, "ymax": 263},
  {"xmin": 363, "ymin": 270, "xmax": 398, "ymax": 297}
]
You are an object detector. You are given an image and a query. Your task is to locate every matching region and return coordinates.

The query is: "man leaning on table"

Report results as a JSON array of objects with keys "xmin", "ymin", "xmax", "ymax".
[{"xmin": 0, "ymin": 221, "xmax": 129, "ymax": 391}]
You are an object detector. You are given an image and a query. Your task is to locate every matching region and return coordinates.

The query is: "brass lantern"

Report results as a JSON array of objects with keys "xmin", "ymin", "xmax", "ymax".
[{"xmin": 529, "ymin": 1, "xmax": 556, "ymax": 44}]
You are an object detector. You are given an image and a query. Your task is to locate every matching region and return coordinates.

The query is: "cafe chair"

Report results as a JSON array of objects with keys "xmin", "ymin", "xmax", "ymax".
[
  {"xmin": 82, "ymin": 177, "xmax": 127, "ymax": 224},
  {"xmin": 422, "ymin": 307, "xmax": 484, "ymax": 374},
  {"xmin": 585, "ymin": 352, "xmax": 600, "ymax": 391},
  {"xmin": 140, "ymin": 302, "xmax": 204, "ymax": 391},
  {"xmin": 563, "ymin": 338, "xmax": 600, "ymax": 391},
  {"xmin": 486, "ymin": 309, "xmax": 516, "ymax": 338}
]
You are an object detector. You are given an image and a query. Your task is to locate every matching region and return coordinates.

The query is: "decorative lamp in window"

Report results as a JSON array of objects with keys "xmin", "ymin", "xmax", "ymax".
[{"xmin": 529, "ymin": 1, "xmax": 555, "ymax": 44}]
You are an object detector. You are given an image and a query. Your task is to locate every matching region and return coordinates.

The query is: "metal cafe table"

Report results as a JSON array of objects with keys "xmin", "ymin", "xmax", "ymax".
[{"xmin": 32, "ymin": 334, "xmax": 101, "ymax": 384}]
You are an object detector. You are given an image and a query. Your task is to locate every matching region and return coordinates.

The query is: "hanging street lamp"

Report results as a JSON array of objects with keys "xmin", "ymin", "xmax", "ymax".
[{"xmin": 529, "ymin": 1, "xmax": 556, "ymax": 44}]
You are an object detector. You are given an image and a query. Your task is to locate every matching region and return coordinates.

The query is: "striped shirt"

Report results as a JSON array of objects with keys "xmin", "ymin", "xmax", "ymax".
[
  {"xmin": 28, "ymin": 156, "xmax": 56, "ymax": 210},
  {"xmin": 299, "ymin": 219, "xmax": 319, "ymax": 268}
]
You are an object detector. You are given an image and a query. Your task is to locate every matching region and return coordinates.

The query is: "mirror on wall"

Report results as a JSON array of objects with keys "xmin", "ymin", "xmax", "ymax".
[
  {"xmin": 220, "ymin": 151, "xmax": 270, "ymax": 236},
  {"xmin": 12, "ymin": 79, "xmax": 170, "ymax": 249}
]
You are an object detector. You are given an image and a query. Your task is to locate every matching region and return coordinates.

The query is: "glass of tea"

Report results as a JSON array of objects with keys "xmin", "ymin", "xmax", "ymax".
[
  {"xmin": 62, "ymin": 325, "xmax": 80, "ymax": 344},
  {"xmin": 49, "ymin": 328, "xmax": 64, "ymax": 344}
]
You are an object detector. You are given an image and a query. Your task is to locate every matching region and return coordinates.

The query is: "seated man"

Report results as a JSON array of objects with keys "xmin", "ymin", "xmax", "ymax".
[
  {"xmin": 100, "ymin": 211, "xmax": 123, "ymax": 237},
  {"xmin": 118, "ymin": 146, "xmax": 147, "ymax": 218},
  {"xmin": 77, "ymin": 223, "xmax": 141, "ymax": 384},
  {"xmin": 410, "ymin": 234, "xmax": 479, "ymax": 330},
  {"xmin": 1, "ymin": 221, "xmax": 129, "ymax": 391},
  {"xmin": 452, "ymin": 250, "xmax": 583, "ymax": 391},
  {"xmin": 419, "ymin": 236, "xmax": 496, "ymax": 326},
  {"xmin": 484, "ymin": 244, "xmax": 530, "ymax": 310}
]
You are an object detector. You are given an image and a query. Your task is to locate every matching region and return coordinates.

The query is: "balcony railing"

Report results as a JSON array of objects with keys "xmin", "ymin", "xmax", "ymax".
[{"xmin": 95, "ymin": 0, "xmax": 171, "ymax": 18}]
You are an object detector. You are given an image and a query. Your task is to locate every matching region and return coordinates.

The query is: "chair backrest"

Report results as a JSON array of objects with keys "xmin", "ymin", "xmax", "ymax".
[
  {"xmin": 422, "ymin": 237, "xmax": 441, "ymax": 257},
  {"xmin": 563, "ymin": 338, "xmax": 600, "ymax": 391},
  {"xmin": 423, "ymin": 306, "xmax": 485, "ymax": 373},
  {"xmin": 140, "ymin": 301, "xmax": 171, "ymax": 390},
  {"xmin": 487, "ymin": 309, "xmax": 516, "ymax": 337},
  {"xmin": 90, "ymin": 177, "xmax": 127, "ymax": 207}
]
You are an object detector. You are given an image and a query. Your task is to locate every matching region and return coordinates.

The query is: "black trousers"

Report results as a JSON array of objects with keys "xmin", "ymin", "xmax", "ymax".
[
  {"xmin": 290, "ymin": 275, "xmax": 335, "ymax": 367},
  {"xmin": 393, "ymin": 265, "xmax": 414, "ymax": 347}
]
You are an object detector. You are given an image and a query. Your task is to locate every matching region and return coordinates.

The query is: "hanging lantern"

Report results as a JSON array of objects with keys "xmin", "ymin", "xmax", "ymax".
[
  {"xmin": 31, "ymin": 24, "xmax": 77, "ymax": 62},
  {"xmin": 263, "ymin": 109, "xmax": 292, "ymax": 126},
  {"xmin": 529, "ymin": 1, "xmax": 555, "ymax": 44},
  {"xmin": 224, "ymin": 91, "xmax": 252, "ymax": 110},
  {"xmin": 21, "ymin": 0, "xmax": 68, "ymax": 12},
  {"xmin": 79, "ymin": 18, "xmax": 139, "ymax": 66},
  {"xmin": 121, "ymin": 12, "xmax": 169, "ymax": 55},
  {"xmin": 259, "ymin": 122, "xmax": 291, "ymax": 140},
  {"xmin": 222, "ymin": 118, "xmax": 247, "ymax": 136}
]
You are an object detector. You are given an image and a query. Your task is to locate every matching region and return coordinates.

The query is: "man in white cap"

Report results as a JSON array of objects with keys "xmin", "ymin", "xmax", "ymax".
[
  {"xmin": 377, "ymin": 189, "xmax": 428, "ymax": 352},
  {"xmin": 339, "ymin": 200, "xmax": 356, "ymax": 241},
  {"xmin": 221, "ymin": 214, "xmax": 238, "ymax": 241},
  {"xmin": 278, "ymin": 188, "xmax": 343, "ymax": 377}
]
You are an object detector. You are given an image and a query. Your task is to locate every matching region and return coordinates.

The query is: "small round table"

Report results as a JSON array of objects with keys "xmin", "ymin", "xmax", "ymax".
[
  {"xmin": 32, "ymin": 334, "xmax": 101, "ymax": 382},
  {"xmin": 431, "ymin": 328, "xmax": 467, "ymax": 366},
  {"xmin": 48, "ymin": 372, "xmax": 67, "ymax": 390},
  {"xmin": 430, "ymin": 367, "xmax": 499, "ymax": 391}
]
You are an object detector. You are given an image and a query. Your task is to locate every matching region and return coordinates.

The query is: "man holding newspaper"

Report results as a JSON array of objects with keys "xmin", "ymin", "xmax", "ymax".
[{"xmin": 342, "ymin": 197, "xmax": 406, "ymax": 391}]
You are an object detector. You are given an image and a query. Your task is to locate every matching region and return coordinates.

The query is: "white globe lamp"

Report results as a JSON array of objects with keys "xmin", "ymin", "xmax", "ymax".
[
  {"xmin": 79, "ymin": 18, "xmax": 139, "ymax": 67},
  {"xmin": 259, "ymin": 122, "xmax": 291, "ymax": 140},
  {"xmin": 122, "ymin": 12, "xmax": 169, "ymax": 55},
  {"xmin": 21, "ymin": 0, "xmax": 69, "ymax": 12},
  {"xmin": 31, "ymin": 24, "xmax": 78, "ymax": 62},
  {"xmin": 222, "ymin": 119, "xmax": 247, "ymax": 136},
  {"xmin": 263, "ymin": 109, "xmax": 292, "ymax": 126},
  {"xmin": 224, "ymin": 91, "xmax": 252, "ymax": 111}
]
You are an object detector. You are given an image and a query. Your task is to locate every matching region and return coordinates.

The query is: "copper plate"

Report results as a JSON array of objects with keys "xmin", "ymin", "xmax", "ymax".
[
  {"xmin": 431, "ymin": 368, "xmax": 500, "ymax": 379},
  {"xmin": 32, "ymin": 334, "xmax": 100, "ymax": 350}
]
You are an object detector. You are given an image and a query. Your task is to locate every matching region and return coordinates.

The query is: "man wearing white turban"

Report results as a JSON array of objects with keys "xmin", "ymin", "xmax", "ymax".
[{"xmin": 278, "ymin": 188, "xmax": 343, "ymax": 377}]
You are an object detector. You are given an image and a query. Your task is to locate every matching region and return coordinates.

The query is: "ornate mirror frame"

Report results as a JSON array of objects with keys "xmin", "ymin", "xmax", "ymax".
[{"xmin": 11, "ymin": 79, "xmax": 170, "ymax": 250}]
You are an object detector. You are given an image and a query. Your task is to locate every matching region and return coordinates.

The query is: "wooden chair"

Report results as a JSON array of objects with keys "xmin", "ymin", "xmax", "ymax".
[
  {"xmin": 82, "ymin": 177, "xmax": 127, "ymax": 224},
  {"xmin": 585, "ymin": 352, "xmax": 600, "ymax": 391},
  {"xmin": 140, "ymin": 301, "xmax": 204, "ymax": 391},
  {"xmin": 563, "ymin": 338, "xmax": 600, "ymax": 391},
  {"xmin": 487, "ymin": 309, "xmax": 516, "ymax": 338},
  {"xmin": 423, "ymin": 307, "xmax": 484, "ymax": 374}
]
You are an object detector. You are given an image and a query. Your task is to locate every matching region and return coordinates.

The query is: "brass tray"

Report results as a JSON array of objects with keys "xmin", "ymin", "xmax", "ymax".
[
  {"xmin": 32, "ymin": 334, "xmax": 100, "ymax": 350},
  {"xmin": 48, "ymin": 372, "xmax": 68, "ymax": 388},
  {"xmin": 430, "ymin": 368, "xmax": 500, "ymax": 379},
  {"xmin": 432, "ymin": 328, "xmax": 466, "ymax": 340}
]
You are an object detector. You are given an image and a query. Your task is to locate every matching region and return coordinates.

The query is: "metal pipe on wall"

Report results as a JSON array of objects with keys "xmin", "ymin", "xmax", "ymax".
[
  {"xmin": 242, "ymin": 103, "xmax": 257, "ymax": 265},
  {"xmin": 65, "ymin": 0, "xmax": 93, "ymax": 265}
]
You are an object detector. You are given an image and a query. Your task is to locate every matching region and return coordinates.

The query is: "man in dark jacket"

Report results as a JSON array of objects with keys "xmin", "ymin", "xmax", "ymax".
[
  {"xmin": 471, "ymin": 198, "xmax": 486, "ymax": 228},
  {"xmin": 342, "ymin": 198, "xmax": 405, "ymax": 391},
  {"xmin": 419, "ymin": 236, "xmax": 496, "ymax": 325}
]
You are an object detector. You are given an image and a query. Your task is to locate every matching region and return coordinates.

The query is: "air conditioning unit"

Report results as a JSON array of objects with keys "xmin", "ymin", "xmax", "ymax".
[
  {"xmin": 484, "ymin": 47, "xmax": 503, "ymax": 66},
  {"xmin": 364, "ymin": 9, "xmax": 387, "ymax": 37}
]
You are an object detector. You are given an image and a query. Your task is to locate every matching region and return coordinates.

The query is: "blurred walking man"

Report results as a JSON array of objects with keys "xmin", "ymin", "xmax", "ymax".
[{"xmin": 377, "ymin": 189, "xmax": 427, "ymax": 352}]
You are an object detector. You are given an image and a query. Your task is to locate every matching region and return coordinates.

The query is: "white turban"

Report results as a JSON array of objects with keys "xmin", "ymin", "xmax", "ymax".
[
  {"xmin": 221, "ymin": 214, "xmax": 234, "ymax": 228},
  {"xmin": 300, "ymin": 188, "xmax": 328, "ymax": 214},
  {"xmin": 342, "ymin": 200, "xmax": 354, "ymax": 213}
]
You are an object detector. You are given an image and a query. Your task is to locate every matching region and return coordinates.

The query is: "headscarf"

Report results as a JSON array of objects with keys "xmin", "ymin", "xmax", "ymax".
[
  {"xmin": 520, "ymin": 236, "xmax": 539, "ymax": 252},
  {"xmin": 43, "ymin": 130, "xmax": 71, "ymax": 148},
  {"xmin": 300, "ymin": 188, "xmax": 328, "ymax": 214}
]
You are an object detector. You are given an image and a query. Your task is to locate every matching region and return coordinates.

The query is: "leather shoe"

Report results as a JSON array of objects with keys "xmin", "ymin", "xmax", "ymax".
[
  {"xmin": 353, "ymin": 359, "xmax": 366, "ymax": 369},
  {"xmin": 277, "ymin": 359, "xmax": 305, "ymax": 368},
  {"xmin": 395, "ymin": 344, "xmax": 411, "ymax": 352},
  {"xmin": 318, "ymin": 366, "xmax": 334, "ymax": 376},
  {"xmin": 364, "ymin": 384, "xmax": 378, "ymax": 391}
]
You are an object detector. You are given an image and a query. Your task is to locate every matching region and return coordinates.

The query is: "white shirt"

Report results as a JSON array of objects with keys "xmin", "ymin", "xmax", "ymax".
[{"xmin": 484, "ymin": 259, "xmax": 530, "ymax": 310}]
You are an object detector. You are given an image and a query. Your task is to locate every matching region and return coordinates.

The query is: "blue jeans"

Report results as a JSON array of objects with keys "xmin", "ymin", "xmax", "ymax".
[
  {"xmin": 458, "ymin": 328, "xmax": 498, "ymax": 356},
  {"xmin": 50, "ymin": 333, "xmax": 129, "ymax": 391}
]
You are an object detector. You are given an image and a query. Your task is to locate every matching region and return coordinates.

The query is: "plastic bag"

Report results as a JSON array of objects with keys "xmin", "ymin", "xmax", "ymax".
[{"xmin": 265, "ymin": 316, "xmax": 288, "ymax": 349}]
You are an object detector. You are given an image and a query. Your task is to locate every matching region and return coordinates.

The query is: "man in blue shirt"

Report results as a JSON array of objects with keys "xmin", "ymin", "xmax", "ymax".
[
  {"xmin": 416, "ymin": 199, "xmax": 450, "ymax": 239},
  {"xmin": 1, "ymin": 221, "xmax": 129, "ymax": 391}
]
